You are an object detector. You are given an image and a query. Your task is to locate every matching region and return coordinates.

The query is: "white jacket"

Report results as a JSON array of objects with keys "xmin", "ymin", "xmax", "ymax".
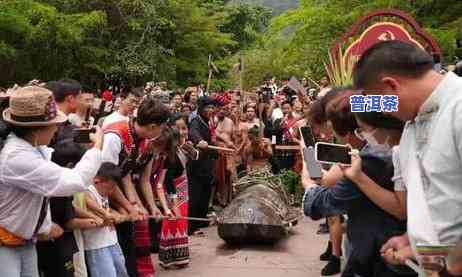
[{"xmin": 0, "ymin": 134, "xmax": 102, "ymax": 239}]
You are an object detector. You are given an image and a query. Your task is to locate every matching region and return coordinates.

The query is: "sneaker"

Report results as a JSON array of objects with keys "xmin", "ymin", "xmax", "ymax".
[
  {"xmin": 317, "ymin": 223, "xmax": 329, "ymax": 234},
  {"xmin": 320, "ymin": 241, "xmax": 332, "ymax": 261},
  {"xmin": 321, "ymin": 255, "xmax": 341, "ymax": 276}
]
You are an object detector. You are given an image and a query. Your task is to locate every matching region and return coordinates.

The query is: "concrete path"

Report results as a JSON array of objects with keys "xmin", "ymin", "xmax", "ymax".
[{"xmin": 154, "ymin": 217, "xmax": 341, "ymax": 277}]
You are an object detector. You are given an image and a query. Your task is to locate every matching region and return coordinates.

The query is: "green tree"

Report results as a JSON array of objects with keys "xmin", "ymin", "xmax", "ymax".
[
  {"xmin": 0, "ymin": 0, "xmax": 238, "ymax": 89},
  {"xmin": 0, "ymin": 0, "xmax": 106, "ymax": 86},
  {"xmin": 219, "ymin": 4, "xmax": 272, "ymax": 51},
  {"xmin": 161, "ymin": 0, "xmax": 235, "ymax": 87},
  {"xmin": 239, "ymin": 0, "xmax": 462, "ymax": 90}
]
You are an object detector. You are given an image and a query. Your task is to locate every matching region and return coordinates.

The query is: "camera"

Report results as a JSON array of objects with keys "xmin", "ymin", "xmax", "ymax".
[{"xmin": 72, "ymin": 128, "xmax": 96, "ymax": 143}]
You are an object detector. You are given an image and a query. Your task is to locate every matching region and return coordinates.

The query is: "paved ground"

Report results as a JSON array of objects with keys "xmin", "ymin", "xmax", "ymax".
[{"xmin": 153, "ymin": 217, "xmax": 341, "ymax": 277}]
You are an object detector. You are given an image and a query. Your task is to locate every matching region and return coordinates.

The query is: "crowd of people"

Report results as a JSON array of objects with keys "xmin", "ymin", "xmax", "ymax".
[{"xmin": 0, "ymin": 40, "xmax": 461, "ymax": 277}]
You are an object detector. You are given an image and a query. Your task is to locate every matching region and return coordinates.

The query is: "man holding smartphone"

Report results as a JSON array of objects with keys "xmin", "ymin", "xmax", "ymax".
[
  {"xmin": 38, "ymin": 79, "xmax": 101, "ymax": 277},
  {"xmin": 353, "ymin": 41, "xmax": 462, "ymax": 275}
]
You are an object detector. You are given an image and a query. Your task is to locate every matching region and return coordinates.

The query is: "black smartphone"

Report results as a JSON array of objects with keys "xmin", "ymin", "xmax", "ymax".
[
  {"xmin": 72, "ymin": 128, "xmax": 96, "ymax": 143},
  {"xmin": 303, "ymin": 147, "xmax": 323, "ymax": 179},
  {"xmin": 315, "ymin": 142, "xmax": 351, "ymax": 165},
  {"xmin": 300, "ymin": 126, "xmax": 315, "ymax": 147}
]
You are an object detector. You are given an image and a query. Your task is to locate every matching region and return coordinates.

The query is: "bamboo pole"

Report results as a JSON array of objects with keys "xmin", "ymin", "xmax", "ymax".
[
  {"xmin": 206, "ymin": 54, "xmax": 214, "ymax": 94},
  {"xmin": 275, "ymin": 145, "xmax": 301, "ymax": 151},
  {"xmin": 207, "ymin": 145, "xmax": 235, "ymax": 153}
]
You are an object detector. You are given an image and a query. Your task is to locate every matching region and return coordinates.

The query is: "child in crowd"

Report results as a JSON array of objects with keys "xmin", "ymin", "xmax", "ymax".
[{"xmin": 83, "ymin": 163, "xmax": 129, "ymax": 277}]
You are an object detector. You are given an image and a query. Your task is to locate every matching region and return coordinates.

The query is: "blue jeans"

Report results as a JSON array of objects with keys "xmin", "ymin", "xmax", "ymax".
[
  {"xmin": 85, "ymin": 244, "xmax": 129, "ymax": 277},
  {"xmin": 0, "ymin": 244, "xmax": 39, "ymax": 277}
]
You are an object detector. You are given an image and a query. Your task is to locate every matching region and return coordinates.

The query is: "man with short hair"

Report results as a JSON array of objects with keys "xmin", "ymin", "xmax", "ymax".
[
  {"xmin": 353, "ymin": 40, "xmax": 462, "ymax": 273},
  {"xmin": 39, "ymin": 79, "xmax": 102, "ymax": 277},
  {"xmin": 170, "ymin": 92, "xmax": 183, "ymax": 113},
  {"xmin": 102, "ymin": 96, "xmax": 169, "ymax": 277},
  {"xmin": 188, "ymin": 97, "xmax": 218, "ymax": 235},
  {"xmin": 102, "ymin": 87, "xmax": 143, "ymax": 128},
  {"xmin": 188, "ymin": 89, "xmax": 200, "ymax": 123},
  {"xmin": 317, "ymin": 76, "xmax": 332, "ymax": 99},
  {"xmin": 214, "ymin": 95, "xmax": 236, "ymax": 205},
  {"xmin": 189, "ymin": 90, "xmax": 199, "ymax": 110},
  {"xmin": 149, "ymin": 82, "xmax": 170, "ymax": 105},
  {"xmin": 68, "ymin": 91, "xmax": 95, "ymax": 127}
]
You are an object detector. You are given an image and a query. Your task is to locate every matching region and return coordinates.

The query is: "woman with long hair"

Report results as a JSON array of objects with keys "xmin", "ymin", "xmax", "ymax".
[
  {"xmin": 152, "ymin": 114, "xmax": 199, "ymax": 268},
  {"xmin": 302, "ymin": 90, "xmax": 411, "ymax": 277}
]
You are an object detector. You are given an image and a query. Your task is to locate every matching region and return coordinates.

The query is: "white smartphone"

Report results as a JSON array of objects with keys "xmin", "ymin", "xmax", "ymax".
[
  {"xmin": 315, "ymin": 142, "xmax": 352, "ymax": 165},
  {"xmin": 303, "ymin": 146, "xmax": 323, "ymax": 179}
]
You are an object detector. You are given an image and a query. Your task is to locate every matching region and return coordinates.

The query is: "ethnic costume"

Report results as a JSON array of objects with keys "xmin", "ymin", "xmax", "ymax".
[
  {"xmin": 213, "ymin": 94, "xmax": 235, "ymax": 206},
  {"xmin": 148, "ymin": 156, "xmax": 165, "ymax": 254},
  {"xmin": 273, "ymin": 116, "xmax": 298, "ymax": 170},
  {"xmin": 158, "ymin": 151, "xmax": 190, "ymax": 267},
  {"xmin": 188, "ymin": 97, "xmax": 217, "ymax": 234},
  {"xmin": 103, "ymin": 121, "xmax": 155, "ymax": 277}
]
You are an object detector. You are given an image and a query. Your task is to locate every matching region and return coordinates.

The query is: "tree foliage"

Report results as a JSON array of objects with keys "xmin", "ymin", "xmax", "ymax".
[
  {"xmin": 3, "ymin": 0, "xmax": 462, "ymax": 90},
  {"xmin": 0, "ymin": 0, "xmax": 267, "ymax": 88},
  {"xmin": 239, "ymin": 0, "xmax": 462, "ymax": 90},
  {"xmin": 0, "ymin": 0, "xmax": 106, "ymax": 86}
]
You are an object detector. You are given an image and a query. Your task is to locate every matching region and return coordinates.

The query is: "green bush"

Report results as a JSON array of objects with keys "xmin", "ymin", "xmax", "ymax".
[{"xmin": 277, "ymin": 169, "xmax": 304, "ymax": 207}]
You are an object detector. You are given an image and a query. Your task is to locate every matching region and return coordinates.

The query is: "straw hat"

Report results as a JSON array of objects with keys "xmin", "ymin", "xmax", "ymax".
[{"xmin": 3, "ymin": 86, "xmax": 67, "ymax": 127}]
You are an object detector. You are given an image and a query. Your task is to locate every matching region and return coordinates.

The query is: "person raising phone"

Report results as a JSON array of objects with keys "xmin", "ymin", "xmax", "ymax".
[
  {"xmin": 0, "ymin": 86, "xmax": 104, "ymax": 277},
  {"xmin": 340, "ymin": 107, "xmax": 407, "ymax": 220},
  {"xmin": 338, "ymin": 105, "xmax": 414, "ymax": 272},
  {"xmin": 301, "ymin": 91, "xmax": 408, "ymax": 277}
]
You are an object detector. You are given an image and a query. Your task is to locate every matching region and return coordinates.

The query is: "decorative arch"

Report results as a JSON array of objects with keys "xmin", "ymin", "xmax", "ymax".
[{"xmin": 331, "ymin": 9, "xmax": 442, "ymax": 62}]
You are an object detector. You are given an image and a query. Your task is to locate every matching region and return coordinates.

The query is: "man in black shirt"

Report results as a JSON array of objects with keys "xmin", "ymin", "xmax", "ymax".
[
  {"xmin": 37, "ymin": 79, "xmax": 101, "ymax": 277},
  {"xmin": 188, "ymin": 97, "xmax": 217, "ymax": 235}
]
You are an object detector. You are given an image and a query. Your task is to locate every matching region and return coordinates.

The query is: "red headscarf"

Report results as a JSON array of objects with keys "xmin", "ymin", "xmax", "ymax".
[
  {"xmin": 102, "ymin": 90, "xmax": 113, "ymax": 102},
  {"xmin": 215, "ymin": 93, "xmax": 231, "ymax": 106}
]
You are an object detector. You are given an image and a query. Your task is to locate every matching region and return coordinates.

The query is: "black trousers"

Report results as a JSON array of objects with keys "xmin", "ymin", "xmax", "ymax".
[
  {"xmin": 37, "ymin": 245, "xmax": 75, "ymax": 277},
  {"xmin": 116, "ymin": 222, "xmax": 137, "ymax": 277},
  {"xmin": 188, "ymin": 174, "xmax": 213, "ymax": 234},
  {"xmin": 149, "ymin": 217, "xmax": 162, "ymax": 253}
]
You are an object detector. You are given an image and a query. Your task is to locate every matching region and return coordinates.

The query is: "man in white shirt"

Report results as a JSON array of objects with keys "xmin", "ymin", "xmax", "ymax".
[
  {"xmin": 101, "ymin": 88, "xmax": 142, "ymax": 128},
  {"xmin": 68, "ymin": 91, "xmax": 96, "ymax": 127},
  {"xmin": 317, "ymin": 76, "xmax": 332, "ymax": 99},
  {"xmin": 353, "ymin": 40, "xmax": 462, "ymax": 275},
  {"xmin": 270, "ymin": 94, "xmax": 286, "ymax": 123}
]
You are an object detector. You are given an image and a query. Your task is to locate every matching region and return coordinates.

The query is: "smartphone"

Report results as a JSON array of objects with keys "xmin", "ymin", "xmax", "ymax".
[
  {"xmin": 271, "ymin": 135, "xmax": 276, "ymax": 145},
  {"xmin": 315, "ymin": 142, "xmax": 351, "ymax": 165},
  {"xmin": 303, "ymin": 147, "xmax": 323, "ymax": 179},
  {"xmin": 72, "ymin": 128, "xmax": 96, "ymax": 143},
  {"xmin": 415, "ymin": 244, "xmax": 456, "ymax": 272},
  {"xmin": 300, "ymin": 126, "xmax": 315, "ymax": 147}
]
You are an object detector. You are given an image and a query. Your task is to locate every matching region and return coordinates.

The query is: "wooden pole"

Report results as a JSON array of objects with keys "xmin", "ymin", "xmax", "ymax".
[
  {"xmin": 206, "ymin": 54, "xmax": 213, "ymax": 94},
  {"xmin": 206, "ymin": 70, "xmax": 213, "ymax": 94},
  {"xmin": 207, "ymin": 145, "xmax": 235, "ymax": 153},
  {"xmin": 149, "ymin": 215, "xmax": 215, "ymax": 222},
  {"xmin": 239, "ymin": 53, "xmax": 244, "ymax": 104},
  {"xmin": 275, "ymin": 145, "xmax": 301, "ymax": 151}
]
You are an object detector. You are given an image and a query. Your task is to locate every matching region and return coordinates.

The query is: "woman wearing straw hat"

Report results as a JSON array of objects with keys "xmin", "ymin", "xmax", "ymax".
[{"xmin": 0, "ymin": 86, "xmax": 104, "ymax": 277}]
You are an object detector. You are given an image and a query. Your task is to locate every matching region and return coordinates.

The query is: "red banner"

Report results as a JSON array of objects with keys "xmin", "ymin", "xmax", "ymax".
[{"xmin": 344, "ymin": 22, "xmax": 424, "ymax": 60}]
